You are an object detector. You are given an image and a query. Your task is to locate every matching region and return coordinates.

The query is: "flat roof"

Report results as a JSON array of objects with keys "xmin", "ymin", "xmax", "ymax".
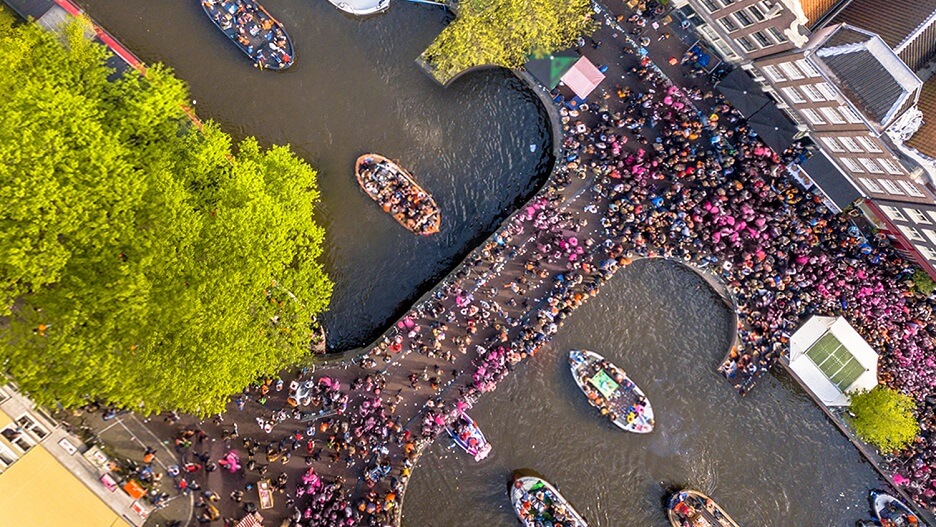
[{"xmin": 0, "ymin": 445, "xmax": 131, "ymax": 527}]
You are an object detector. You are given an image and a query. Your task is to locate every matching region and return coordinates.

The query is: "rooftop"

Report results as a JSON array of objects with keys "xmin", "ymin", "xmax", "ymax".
[
  {"xmin": 907, "ymin": 76, "xmax": 936, "ymax": 159},
  {"xmin": 813, "ymin": 24, "xmax": 923, "ymax": 130},
  {"xmin": 829, "ymin": 0, "xmax": 936, "ymax": 72}
]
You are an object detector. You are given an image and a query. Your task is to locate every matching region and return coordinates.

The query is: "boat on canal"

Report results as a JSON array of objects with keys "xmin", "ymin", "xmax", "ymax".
[
  {"xmin": 355, "ymin": 154, "xmax": 441, "ymax": 236},
  {"xmin": 510, "ymin": 472, "xmax": 588, "ymax": 527},
  {"xmin": 200, "ymin": 0, "xmax": 295, "ymax": 70},
  {"xmin": 872, "ymin": 490, "xmax": 921, "ymax": 526},
  {"xmin": 568, "ymin": 349, "xmax": 654, "ymax": 433},
  {"xmin": 446, "ymin": 410, "xmax": 491, "ymax": 461},
  {"xmin": 667, "ymin": 490, "xmax": 740, "ymax": 527}
]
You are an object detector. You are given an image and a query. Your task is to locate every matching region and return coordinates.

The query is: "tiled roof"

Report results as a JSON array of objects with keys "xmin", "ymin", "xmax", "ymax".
[
  {"xmin": 907, "ymin": 77, "xmax": 936, "ymax": 159},
  {"xmin": 814, "ymin": 25, "xmax": 923, "ymax": 130},
  {"xmin": 801, "ymin": 0, "xmax": 841, "ymax": 28},
  {"xmin": 830, "ymin": 0, "xmax": 936, "ymax": 71}
]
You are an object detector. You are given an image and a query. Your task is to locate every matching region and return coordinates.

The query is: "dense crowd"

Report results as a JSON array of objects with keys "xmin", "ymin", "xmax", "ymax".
[
  {"xmin": 202, "ymin": 0, "xmax": 292, "ymax": 69},
  {"xmin": 358, "ymin": 156, "xmax": 441, "ymax": 236}
]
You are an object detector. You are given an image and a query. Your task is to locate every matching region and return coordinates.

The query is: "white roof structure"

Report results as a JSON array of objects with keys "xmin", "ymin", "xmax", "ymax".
[
  {"xmin": 788, "ymin": 316, "xmax": 879, "ymax": 406},
  {"xmin": 560, "ymin": 56, "xmax": 605, "ymax": 100}
]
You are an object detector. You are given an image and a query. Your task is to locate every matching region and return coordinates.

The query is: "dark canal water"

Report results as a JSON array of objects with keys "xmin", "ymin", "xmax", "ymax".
[
  {"xmin": 71, "ymin": 4, "xmax": 885, "ymax": 524},
  {"xmin": 77, "ymin": 0, "xmax": 553, "ymax": 351},
  {"xmin": 404, "ymin": 260, "xmax": 884, "ymax": 526}
]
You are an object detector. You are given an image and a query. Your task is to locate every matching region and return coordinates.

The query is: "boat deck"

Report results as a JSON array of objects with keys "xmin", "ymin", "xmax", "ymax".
[{"xmin": 202, "ymin": 0, "xmax": 292, "ymax": 69}]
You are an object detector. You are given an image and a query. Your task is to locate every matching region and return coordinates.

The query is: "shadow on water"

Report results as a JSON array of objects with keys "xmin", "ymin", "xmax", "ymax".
[
  {"xmin": 75, "ymin": 0, "xmax": 555, "ymax": 351},
  {"xmin": 403, "ymin": 258, "xmax": 883, "ymax": 526}
]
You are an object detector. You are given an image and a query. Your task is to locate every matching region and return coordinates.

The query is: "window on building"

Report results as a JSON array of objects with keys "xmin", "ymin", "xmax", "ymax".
[
  {"xmin": 801, "ymin": 108, "xmax": 825, "ymax": 125},
  {"xmin": 719, "ymin": 16, "xmax": 739, "ymax": 32},
  {"xmin": 839, "ymin": 105, "xmax": 864, "ymax": 123},
  {"xmin": 720, "ymin": 0, "xmax": 735, "ymax": 5},
  {"xmin": 840, "ymin": 157, "xmax": 862, "ymax": 172},
  {"xmin": 881, "ymin": 205, "xmax": 907, "ymax": 221},
  {"xmin": 736, "ymin": 36, "xmax": 758, "ymax": 52},
  {"xmin": 814, "ymin": 83, "xmax": 838, "ymax": 101},
  {"xmin": 0, "ymin": 387, "xmax": 8, "ymax": 404},
  {"xmin": 879, "ymin": 157, "xmax": 903, "ymax": 174},
  {"xmin": 747, "ymin": 4, "xmax": 767, "ymax": 21},
  {"xmin": 800, "ymin": 84, "xmax": 825, "ymax": 102},
  {"xmin": 839, "ymin": 137, "xmax": 862, "ymax": 152},
  {"xmin": 907, "ymin": 208, "xmax": 932, "ymax": 224},
  {"xmin": 925, "ymin": 229, "xmax": 936, "ymax": 245},
  {"xmin": 752, "ymin": 31, "xmax": 773, "ymax": 47},
  {"xmin": 820, "ymin": 107, "xmax": 846, "ymax": 124},
  {"xmin": 1, "ymin": 424, "xmax": 36, "ymax": 453},
  {"xmin": 855, "ymin": 136, "xmax": 881, "ymax": 153},
  {"xmin": 898, "ymin": 180, "xmax": 926, "ymax": 197},
  {"xmin": 880, "ymin": 179, "xmax": 904, "ymax": 195},
  {"xmin": 0, "ymin": 443, "xmax": 18, "ymax": 474},
  {"xmin": 762, "ymin": 64, "xmax": 786, "ymax": 82},
  {"xmin": 821, "ymin": 137, "xmax": 844, "ymax": 152},
  {"xmin": 927, "ymin": 211, "xmax": 936, "ymax": 223},
  {"xmin": 768, "ymin": 27, "xmax": 788, "ymax": 43},
  {"xmin": 15, "ymin": 415, "xmax": 48, "ymax": 440},
  {"xmin": 860, "ymin": 178, "xmax": 883, "ymax": 193},
  {"xmin": 919, "ymin": 245, "xmax": 936, "ymax": 261},
  {"xmin": 700, "ymin": 0, "xmax": 720, "ymax": 12},
  {"xmin": 733, "ymin": 10, "xmax": 754, "ymax": 26},
  {"xmin": 782, "ymin": 87, "xmax": 805, "ymax": 103},
  {"xmin": 795, "ymin": 59, "xmax": 821, "ymax": 77},
  {"xmin": 779, "ymin": 62, "xmax": 805, "ymax": 80},
  {"xmin": 858, "ymin": 158, "xmax": 883, "ymax": 173},
  {"xmin": 900, "ymin": 225, "xmax": 925, "ymax": 242}
]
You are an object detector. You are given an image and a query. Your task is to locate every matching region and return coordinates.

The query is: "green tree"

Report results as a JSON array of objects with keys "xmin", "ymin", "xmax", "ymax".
[
  {"xmin": 848, "ymin": 386, "xmax": 919, "ymax": 453},
  {"xmin": 0, "ymin": 20, "xmax": 331, "ymax": 415},
  {"xmin": 911, "ymin": 268, "xmax": 936, "ymax": 296},
  {"xmin": 421, "ymin": 0, "xmax": 594, "ymax": 84}
]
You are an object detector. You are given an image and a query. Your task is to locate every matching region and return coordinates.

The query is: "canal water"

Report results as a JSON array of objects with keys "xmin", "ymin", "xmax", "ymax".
[
  {"xmin": 404, "ymin": 259, "xmax": 884, "ymax": 526},
  {"xmin": 77, "ymin": 0, "xmax": 553, "ymax": 351}
]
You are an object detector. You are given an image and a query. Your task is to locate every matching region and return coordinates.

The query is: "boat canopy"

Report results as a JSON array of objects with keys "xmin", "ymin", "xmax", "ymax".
[{"xmin": 588, "ymin": 370, "xmax": 619, "ymax": 399}]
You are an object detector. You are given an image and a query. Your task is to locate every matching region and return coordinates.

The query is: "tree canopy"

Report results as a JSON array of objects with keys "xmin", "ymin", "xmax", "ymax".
[
  {"xmin": 421, "ymin": 0, "xmax": 594, "ymax": 84},
  {"xmin": 848, "ymin": 386, "xmax": 920, "ymax": 453},
  {"xmin": 0, "ymin": 18, "xmax": 332, "ymax": 415}
]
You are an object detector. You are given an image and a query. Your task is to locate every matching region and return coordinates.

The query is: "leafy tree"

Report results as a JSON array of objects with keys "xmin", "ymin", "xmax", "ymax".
[
  {"xmin": 0, "ymin": 20, "xmax": 331, "ymax": 415},
  {"xmin": 911, "ymin": 268, "xmax": 936, "ymax": 296},
  {"xmin": 421, "ymin": 0, "xmax": 594, "ymax": 84},
  {"xmin": 848, "ymin": 386, "xmax": 919, "ymax": 453}
]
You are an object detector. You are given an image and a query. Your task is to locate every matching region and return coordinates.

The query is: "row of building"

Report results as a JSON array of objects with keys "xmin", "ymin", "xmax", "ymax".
[{"xmin": 672, "ymin": 0, "xmax": 936, "ymax": 280}]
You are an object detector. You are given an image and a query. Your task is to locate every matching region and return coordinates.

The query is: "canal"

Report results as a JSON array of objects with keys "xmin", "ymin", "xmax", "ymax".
[
  {"xmin": 69, "ymin": 4, "xmax": 885, "ymax": 524},
  {"xmin": 76, "ymin": 0, "xmax": 554, "ymax": 351},
  {"xmin": 403, "ymin": 259, "xmax": 883, "ymax": 526}
]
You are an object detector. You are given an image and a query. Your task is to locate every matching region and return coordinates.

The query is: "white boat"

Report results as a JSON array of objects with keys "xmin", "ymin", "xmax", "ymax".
[
  {"xmin": 873, "ymin": 490, "xmax": 921, "ymax": 527},
  {"xmin": 568, "ymin": 350, "xmax": 654, "ymax": 433},
  {"xmin": 446, "ymin": 410, "xmax": 491, "ymax": 461},
  {"xmin": 510, "ymin": 473, "xmax": 588, "ymax": 527}
]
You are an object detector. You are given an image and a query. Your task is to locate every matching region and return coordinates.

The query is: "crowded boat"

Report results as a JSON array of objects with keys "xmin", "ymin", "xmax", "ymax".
[
  {"xmin": 201, "ymin": 0, "xmax": 294, "ymax": 70},
  {"xmin": 667, "ymin": 490, "xmax": 740, "ymax": 527},
  {"xmin": 510, "ymin": 473, "xmax": 588, "ymax": 527},
  {"xmin": 446, "ymin": 410, "xmax": 492, "ymax": 461},
  {"xmin": 356, "ymin": 154, "xmax": 441, "ymax": 236},
  {"xmin": 873, "ymin": 491, "xmax": 921, "ymax": 527},
  {"xmin": 569, "ymin": 349, "xmax": 654, "ymax": 433}
]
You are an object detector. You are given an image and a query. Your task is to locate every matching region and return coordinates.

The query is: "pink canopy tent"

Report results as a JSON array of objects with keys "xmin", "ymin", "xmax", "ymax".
[{"xmin": 560, "ymin": 56, "xmax": 605, "ymax": 99}]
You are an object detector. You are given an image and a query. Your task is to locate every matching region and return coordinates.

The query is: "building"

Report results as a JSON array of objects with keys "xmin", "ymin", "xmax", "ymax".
[
  {"xmin": 671, "ymin": 0, "xmax": 809, "ymax": 63},
  {"xmin": 0, "ymin": 385, "xmax": 146, "ymax": 527},
  {"xmin": 863, "ymin": 199, "xmax": 936, "ymax": 278},
  {"xmin": 786, "ymin": 316, "xmax": 879, "ymax": 406}
]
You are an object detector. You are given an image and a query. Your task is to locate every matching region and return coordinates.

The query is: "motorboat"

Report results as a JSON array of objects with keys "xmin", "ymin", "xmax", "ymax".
[
  {"xmin": 446, "ymin": 410, "xmax": 491, "ymax": 461},
  {"xmin": 872, "ymin": 490, "xmax": 921, "ymax": 527},
  {"xmin": 568, "ymin": 349, "xmax": 654, "ymax": 433},
  {"xmin": 201, "ymin": 0, "xmax": 295, "ymax": 70},
  {"xmin": 356, "ymin": 154, "xmax": 440, "ymax": 235},
  {"xmin": 667, "ymin": 490, "xmax": 740, "ymax": 527},
  {"xmin": 510, "ymin": 473, "xmax": 588, "ymax": 527}
]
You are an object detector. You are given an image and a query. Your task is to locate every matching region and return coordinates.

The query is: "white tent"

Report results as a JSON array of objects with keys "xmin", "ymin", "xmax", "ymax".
[
  {"xmin": 788, "ymin": 316, "xmax": 879, "ymax": 406},
  {"xmin": 560, "ymin": 56, "xmax": 605, "ymax": 99}
]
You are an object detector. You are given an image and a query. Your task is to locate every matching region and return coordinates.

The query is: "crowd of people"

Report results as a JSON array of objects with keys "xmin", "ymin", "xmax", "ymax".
[
  {"xmin": 116, "ymin": 5, "xmax": 936, "ymax": 526},
  {"xmin": 202, "ymin": 0, "xmax": 293, "ymax": 69},
  {"xmin": 357, "ymin": 156, "xmax": 441, "ymax": 236}
]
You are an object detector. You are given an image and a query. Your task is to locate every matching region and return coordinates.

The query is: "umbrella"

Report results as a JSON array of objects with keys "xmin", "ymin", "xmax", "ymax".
[{"xmin": 716, "ymin": 69, "xmax": 771, "ymax": 118}]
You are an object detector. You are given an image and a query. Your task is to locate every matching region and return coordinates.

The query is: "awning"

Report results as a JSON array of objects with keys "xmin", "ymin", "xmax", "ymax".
[
  {"xmin": 560, "ymin": 56, "xmax": 605, "ymax": 99},
  {"xmin": 799, "ymin": 149, "xmax": 864, "ymax": 211},
  {"xmin": 524, "ymin": 49, "xmax": 580, "ymax": 90},
  {"xmin": 236, "ymin": 512, "xmax": 264, "ymax": 527},
  {"xmin": 716, "ymin": 69, "xmax": 770, "ymax": 117},
  {"xmin": 747, "ymin": 104, "xmax": 799, "ymax": 154}
]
